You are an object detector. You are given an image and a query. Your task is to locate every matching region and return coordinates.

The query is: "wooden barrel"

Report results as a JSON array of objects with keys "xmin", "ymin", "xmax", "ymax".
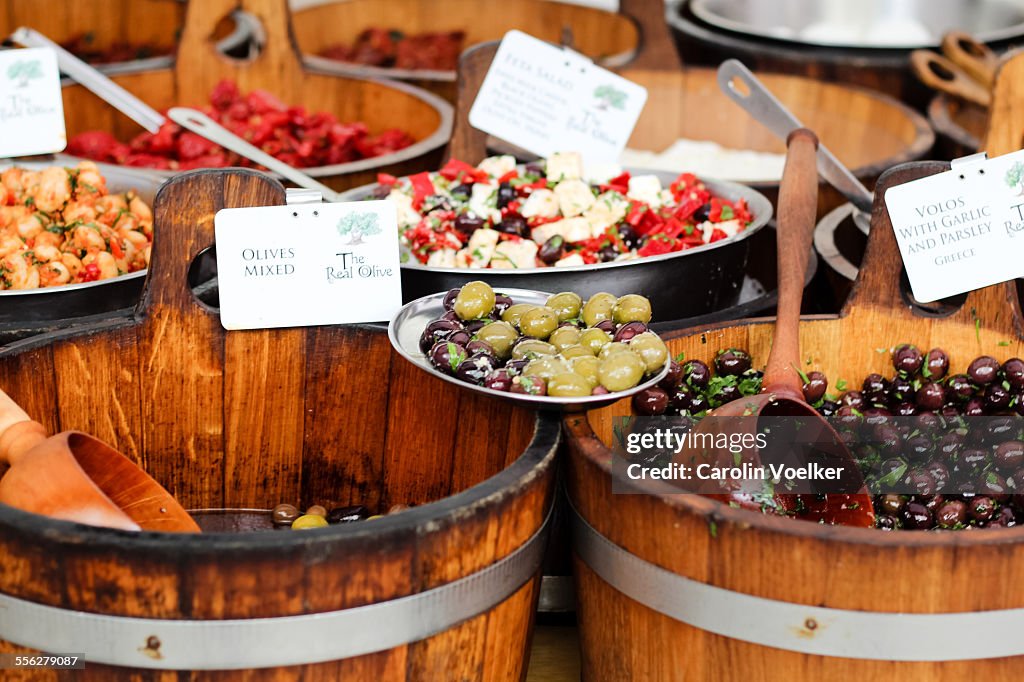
[
  {"xmin": 292, "ymin": 0, "xmax": 640, "ymax": 101},
  {"xmin": 0, "ymin": 170, "xmax": 557, "ymax": 679},
  {"xmin": 621, "ymin": 68, "xmax": 934, "ymax": 216},
  {"xmin": 928, "ymin": 94, "xmax": 986, "ymax": 160},
  {"xmin": 564, "ymin": 161, "xmax": 1024, "ymax": 679},
  {"xmin": 59, "ymin": 0, "xmax": 452, "ymax": 192}
]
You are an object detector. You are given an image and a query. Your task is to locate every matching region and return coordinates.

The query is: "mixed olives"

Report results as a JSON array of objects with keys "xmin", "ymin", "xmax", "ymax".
[
  {"xmin": 272, "ymin": 503, "xmax": 375, "ymax": 530},
  {"xmin": 630, "ymin": 343, "xmax": 1024, "ymax": 531},
  {"xmin": 420, "ymin": 282, "xmax": 668, "ymax": 398}
]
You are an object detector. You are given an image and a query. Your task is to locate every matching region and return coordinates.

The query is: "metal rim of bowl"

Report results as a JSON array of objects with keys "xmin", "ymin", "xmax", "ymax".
[
  {"xmin": 388, "ymin": 287, "xmax": 671, "ymax": 410},
  {"xmin": 687, "ymin": 0, "xmax": 1024, "ymax": 50},
  {"xmin": 341, "ymin": 173, "xmax": 774, "ymax": 276}
]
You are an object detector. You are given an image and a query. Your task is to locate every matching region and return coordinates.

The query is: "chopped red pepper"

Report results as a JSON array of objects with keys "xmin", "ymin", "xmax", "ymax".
[
  {"xmin": 601, "ymin": 171, "xmax": 631, "ymax": 195},
  {"xmin": 377, "ymin": 172, "xmax": 399, "ymax": 186},
  {"xmin": 409, "ymin": 172, "xmax": 435, "ymax": 210},
  {"xmin": 497, "ymin": 169, "xmax": 518, "ymax": 184}
]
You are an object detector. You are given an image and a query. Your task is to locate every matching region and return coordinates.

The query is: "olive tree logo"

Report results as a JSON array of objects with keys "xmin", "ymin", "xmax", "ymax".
[
  {"xmin": 1006, "ymin": 161, "xmax": 1024, "ymax": 196},
  {"xmin": 7, "ymin": 60, "xmax": 43, "ymax": 88},
  {"xmin": 593, "ymin": 84, "xmax": 627, "ymax": 111},
  {"xmin": 336, "ymin": 211, "xmax": 381, "ymax": 245}
]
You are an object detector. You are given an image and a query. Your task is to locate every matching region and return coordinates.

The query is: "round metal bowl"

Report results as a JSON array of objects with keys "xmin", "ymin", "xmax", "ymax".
[
  {"xmin": 689, "ymin": 0, "xmax": 1024, "ymax": 50},
  {"xmin": 340, "ymin": 170, "xmax": 773, "ymax": 323},
  {"xmin": 0, "ymin": 161, "xmax": 165, "ymax": 326},
  {"xmin": 389, "ymin": 287, "xmax": 670, "ymax": 412}
]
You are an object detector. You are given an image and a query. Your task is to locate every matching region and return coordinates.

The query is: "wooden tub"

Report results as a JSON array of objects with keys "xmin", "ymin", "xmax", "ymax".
[
  {"xmin": 0, "ymin": 170, "xmax": 557, "ymax": 679},
  {"xmin": 563, "ymin": 161, "xmax": 1024, "ymax": 679},
  {"xmin": 58, "ymin": 0, "xmax": 452, "ymax": 192}
]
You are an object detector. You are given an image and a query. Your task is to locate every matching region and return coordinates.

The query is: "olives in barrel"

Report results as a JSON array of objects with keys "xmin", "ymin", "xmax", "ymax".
[
  {"xmin": 967, "ymin": 355, "xmax": 1000, "ymax": 385},
  {"xmin": 454, "ymin": 281, "xmax": 496, "ymax": 320},
  {"xmin": 612, "ymin": 294, "xmax": 652, "ymax": 325},
  {"xmin": 892, "ymin": 344, "xmax": 923, "ymax": 375},
  {"xmin": 546, "ymin": 291, "xmax": 583, "ymax": 322},
  {"xmin": 272, "ymin": 503, "xmax": 300, "ymax": 526},
  {"xmin": 598, "ymin": 351, "xmax": 645, "ymax": 391},
  {"xmin": 292, "ymin": 514, "xmax": 329, "ymax": 530},
  {"xmin": 632, "ymin": 387, "xmax": 669, "ymax": 416},
  {"xmin": 581, "ymin": 292, "xmax": 617, "ymax": 327},
  {"xmin": 801, "ymin": 371, "xmax": 828, "ymax": 403},
  {"xmin": 714, "ymin": 348, "xmax": 751, "ymax": 376},
  {"xmin": 327, "ymin": 506, "xmax": 370, "ymax": 524}
]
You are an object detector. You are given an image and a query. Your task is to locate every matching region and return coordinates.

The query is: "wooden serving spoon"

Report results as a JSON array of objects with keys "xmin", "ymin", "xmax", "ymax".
[
  {"xmin": 941, "ymin": 31, "xmax": 998, "ymax": 89},
  {"xmin": 674, "ymin": 129, "xmax": 875, "ymax": 528},
  {"xmin": 0, "ymin": 392, "xmax": 198, "ymax": 532}
]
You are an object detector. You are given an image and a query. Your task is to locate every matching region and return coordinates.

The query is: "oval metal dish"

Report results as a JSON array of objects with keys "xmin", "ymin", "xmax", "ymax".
[{"xmin": 389, "ymin": 288, "xmax": 669, "ymax": 412}]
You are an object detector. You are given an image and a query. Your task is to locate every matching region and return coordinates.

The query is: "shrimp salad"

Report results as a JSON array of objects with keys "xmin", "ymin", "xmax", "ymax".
[{"xmin": 0, "ymin": 162, "xmax": 153, "ymax": 290}]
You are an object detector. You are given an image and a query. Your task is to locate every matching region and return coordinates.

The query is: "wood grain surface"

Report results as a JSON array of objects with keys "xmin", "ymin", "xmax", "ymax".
[
  {"xmin": 0, "ymin": 169, "xmax": 558, "ymax": 680},
  {"xmin": 563, "ymin": 51, "xmax": 1024, "ymax": 680}
]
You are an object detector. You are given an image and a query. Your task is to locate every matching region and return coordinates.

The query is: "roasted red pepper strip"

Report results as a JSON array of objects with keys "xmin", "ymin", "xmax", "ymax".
[
  {"xmin": 438, "ymin": 158, "xmax": 489, "ymax": 184},
  {"xmin": 377, "ymin": 172, "xmax": 399, "ymax": 186},
  {"xmin": 601, "ymin": 171, "xmax": 631, "ymax": 195},
  {"xmin": 409, "ymin": 172, "xmax": 435, "ymax": 210},
  {"xmin": 497, "ymin": 169, "xmax": 518, "ymax": 183}
]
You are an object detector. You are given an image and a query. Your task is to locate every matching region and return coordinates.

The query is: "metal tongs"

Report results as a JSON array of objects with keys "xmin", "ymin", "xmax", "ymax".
[
  {"xmin": 717, "ymin": 59, "xmax": 875, "ymax": 234},
  {"xmin": 9, "ymin": 27, "xmax": 342, "ymax": 202}
]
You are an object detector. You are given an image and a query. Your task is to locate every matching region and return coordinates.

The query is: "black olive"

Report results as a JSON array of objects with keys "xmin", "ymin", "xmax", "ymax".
[
  {"xmin": 659, "ymin": 361, "xmax": 684, "ymax": 391},
  {"xmin": 925, "ymin": 348, "xmax": 950, "ymax": 380},
  {"xmin": 669, "ymin": 383, "xmax": 695, "ymax": 412},
  {"xmin": 599, "ymin": 246, "xmax": 619, "ymax": 262},
  {"xmin": 995, "ymin": 441, "xmax": 1024, "ymax": 470},
  {"xmin": 901, "ymin": 501, "xmax": 934, "ymax": 529},
  {"xmin": 817, "ymin": 400, "xmax": 840, "ymax": 417},
  {"xmin": 991, "ymin": 506, "xmax": 1017, "ymax": 527},
  {"xmin": 968, "ymin": 355, "xmax": 1000, "ymax": 385},
  {"xmin": 497, "ymin": 182, "xmax": 516, "ymax": 209},
  {"xmin": 618, "ymin": 224, "xmax": 639, "ymax": 250},
  {"xmin": 927, "ymin": 462, "xmax": 951, "ymax": 490},
  {"xmin": 892, "ymin": 344, "xmax": 923, "ymax": 375},
  {"xmin": 537, "ymin": 235, "xmax": 565, "ymax": 265},
  {"xmin": 442, "ymin": 288, "xmax": 461, "ymax": 311},
  {"xmin": 450, "ymin": 182, "xmax": 474, "ymax": 201},
  {"xmin": 683, "ymin": 360, "xmax": 711, "ymax": 389},
  {"xmin": 1001, "ymin": 358, "xmax": 1024, "ymax": 389},
  {"xmin": 862, "ymin": 373, "xmax": 890, "ymax": 403},
  {"xmin": 595, "ymin": 320, "xmax": 616, "ymax": 333},
  {"xmin": 498, "ymin": 214, "xmax": 529, "ymax": 237},
  {"xmin": 841, "ymin": 390, "xmax": 866, "ymax": 411},
  {"xmin": 632, "ymin": 387, "xmax": 669, "ymax": 416},
  {"xmin": 979, "ymin": 472, "xmax": 1010, "ymax": 502},
  {"xmin": 327, "ymin": 505, "xmax": 370, "ymax": 523},
  {"xmin": 904, "ymin": 435, "xmax": 932, "ymax": 461},
  {"xmin": 893, "ymin": 401, "xmax": 916, "ymax": 416},
  {"xmin": 945, "ymin": 374, "xmax": 974, "ymax": 403},
  {"xmin": 688, "ymin": 394, "xmax": 709, "ymax": 414},
  {"xmin": 484, "ymin": 369, "xmax": 513, "ymax": 392},
  {"xmin": 714, "ymin": 348, "xmax": 752, "ymax": 376},
  {"xmin": 984, "ymin": 383, "xmax": 1012, "ymax": 411},
  {"xmin": 713, "ymin": 384, "xmax": 740, "ymax": 406},
  {"xmin": 877, "ymin": 493, "xmax": 906, "ymax": 515},
  {"xmin": 455, "ymin": 354, "xmax": 496, "ymax": 385},
  {"xmin": 693, "ymin": 202, "xmax": 712, "ymax": 222},
  {"xmin": 614, "ymin": 322, "xmax": 648, "ymax": 343},
  {"xmin": 906, "ymin": 468, "xmax": 937, "ymax": 496},
  {"xmin": 493, "ymin": 293, "xmax": 513, "ymax": 315},
  {"xmin": 454, "ymin": 213, "xmax": 486, "ymax": 236},
  {"xmin": 969, "ymin": 496, "xmax": 996, "ymax": 522},
  {"xmin": 876, "ymin": 514, "xmax": 898, "ymax": 530},
  {"xmin": 935, "ymin": 499, "xmax": 967, "ymax": 528},
  {"xmin": 915, "ymin": 382, "xmax": 945, "ymax": 411},
  {"xmin": 420, "ymin": 318, "xmax": 462, "ymax": 353},
  {"xmin": 889, "ymin": 376, "xmax": 915, "ymax": 404},
  {"xmin": 429, "ymin": 340, "xmax": 466, "ymax": 376},
  {"xmin": 964, "ymin": 397, "xmax": 985, "ymax": 416}
]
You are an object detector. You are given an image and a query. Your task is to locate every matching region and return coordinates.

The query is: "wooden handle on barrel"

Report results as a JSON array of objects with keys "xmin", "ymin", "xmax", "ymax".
[
  {"xmin": 910, "ymin": 50, "xmax": 991, "ymax": 107},
  {"xmin": 942, "ymin": 31, "xmax": 998, "ymax": 89},
  {"xmin": 0, "ymin": 392, "xmax": 46, "ymax": 467},
  {"xmin": 619, "ymin": 0, "xmax": 682, "ymax": 70},
  {"xmin": 175, "ymin": 0, "xmax": 305, "ymax": 103},
  {"xmin": 762, "ymin": 129, "xmax": 818, "ymax": 395},
  {"xmin": 447, "ymin": 41, "xmax": 498, "ymax": 163}
]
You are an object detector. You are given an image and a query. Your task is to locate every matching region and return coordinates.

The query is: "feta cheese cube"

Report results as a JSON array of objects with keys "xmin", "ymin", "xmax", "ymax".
[
  {"xmin": 457, "ymin": 228, "xmax": 500, "ymax": 268},
  {"xmin": 554, "ymin": 179, "xmax": 595, "ymax": 218},
  {"xmin": 477, "ymin": 155, "xmax": 517, "ymax": 179},
  {"xmin": 627, "ymin": 175, "xmax": 664, "ymax": 207},
  {"xmin": 468, "ymin": 182, "xmax": 501, "ymax": 223},
  {"xmin": 490, "ymin": 239, "xmax": 539, "ymax": 269},
  {"xmin": 521, "ymin": 188, "xmax": 559, "ymax": 219},
  {"xmin": 531, "ymin": 216, "xmax": 592, "ymax": 245},
  {"xmin": 582, "ymin": 191, "xmax": 630, "ymax": 237},
  {"xmin": 426, "ymin": 248, "xmax": 457, "ymax": 268},
  {"xmin": 554, "ymin": 253, "xmax": 585, "ymax": 267},
  {"xmin": 714, "ymin": 219, "xmax": 742, "ymax": 239},
  {"xmin": 387, "ymin": 189, "xmax": 422, "ymax": 230},
  {"xmin": 546, "ymin": 152, "xmax": 583, "ymax": 182}
]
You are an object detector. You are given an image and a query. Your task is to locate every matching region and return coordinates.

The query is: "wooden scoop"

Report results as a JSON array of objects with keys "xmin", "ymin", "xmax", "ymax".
[
  {"xmin": 675, "ymin": 129, "xmax": 875, "ymax": 527},
  {"xmin": 910, "ymin": 49, "xmax": 992, "ymax": 107},
  {"xmin": 0, "ymin": 392, "xmax": 198, "ymax": 532},
  {"xmin": 942, "ymin": 31, "xmax": 998, "ymax": 89}
]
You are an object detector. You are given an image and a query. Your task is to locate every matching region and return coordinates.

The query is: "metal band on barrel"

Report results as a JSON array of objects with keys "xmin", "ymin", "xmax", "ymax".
[
  {"xmin": 0, "ymin": 506, "xmax": 552, "ymax": 670},
  {"xmin": 571, "ymin": 503, "xmax": 1024, "ymax": 661}
]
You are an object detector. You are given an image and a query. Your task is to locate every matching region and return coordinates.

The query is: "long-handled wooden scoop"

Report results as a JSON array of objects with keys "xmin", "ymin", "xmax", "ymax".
[
  {"xmin": 675, "ymin": 129, "xmax": 875, "ymax": 528},
  {"xmin": 0, "ymin": 392, "xmax": 198, "ymax": 532}
]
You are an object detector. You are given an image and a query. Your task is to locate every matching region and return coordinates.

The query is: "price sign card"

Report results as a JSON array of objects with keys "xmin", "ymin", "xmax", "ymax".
[
  {"xmin": 0, "ymin": 48, "xmax": 66, "ymax": 157},
  {"xmin": 215, "ymin": 200, "xmax": 402, "ymax": 330},
  {"xmin": 469, "ymin": 30, "xmax": 647, "ymax": 164},
  {"xmin": 884, "ymin": 150, "xmax": 1024, "ymax": 302}
]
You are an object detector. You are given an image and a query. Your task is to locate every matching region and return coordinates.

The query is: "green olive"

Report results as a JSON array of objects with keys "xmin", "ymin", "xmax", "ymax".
[
  {"xmin": 548, "ymin": 372, "xmax": 593, "ymax": 397},
  {"xmin": 599, "ymin": 342, "xmax": 632, "ymax": 361},
  {"xmin": 570, "ymin": 356, "xmax": 600, "ymax": 388},
  {"xmin": 524, "ymin": 356, "xmax": 571, "ymax": 379},
  {"xmin": 519, "ymin": 306, "xmax": 560, "ymax": 339},
  {"xmin": 549, "ymin": 326, "xmax": 582, "ymax": 352},
  {"xmin": 598, "ymin": 351, "xmax": 646, "ymax": 392},
  {"xmin": 502, "ymin": 303, "xmax": 538, "ymax": 328},
  {"xmin": 454, "ymin": 281, "xmax": 496, "ymax": 320},
  {"xmin": 629, "ymin": 332, "xmax": 669, "ymax": 373},
  {"xmin": 512, "ymin": 338, "xmax": 558, "ymax": 360},
  {"xmin": 612, "ymin": 294, "xmax": 652, "ymax": 325},
  {"xmin": 559, "ymin": 344, "xmax": 592, "ymax": 361},
  {"xmin": 546, "ymin": 292, "xmax": 583, "ymax": 322},
  {"xmin": 476, "ymin": 321, "xmax": 518, "ymax": 360},
  {"xmin": 581, "ymin": 292, "xmax": 617, "ymax": 327},
  {"xmin": 578, "ymin": 328, "xmax": 611, "ymax": 355},
  {"xmin": 291, "ymin": 514, "xmax": 329, "ymax": 530}
]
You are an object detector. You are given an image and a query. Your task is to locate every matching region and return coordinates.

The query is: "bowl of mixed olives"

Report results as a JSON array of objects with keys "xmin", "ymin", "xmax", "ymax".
[{"xmin": 388, "ymin": 281, "xmax": 671, "ymax": 411}]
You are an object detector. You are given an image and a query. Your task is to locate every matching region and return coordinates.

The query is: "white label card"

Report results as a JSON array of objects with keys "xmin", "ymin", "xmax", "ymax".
[
  {"xmin": 468, "ymin": 30, "xmax": 647, "ymax": 165},
  {"xmin": 884, "ymin": 150, "xmax": 1024, "ymax": 303},
  {"xmin": 215, "ymin": 200, "xmax": 402, "ymax": 330},
  {"xmin": 0, "ymin": 48, "xmax": 66, "ymax": 157}
]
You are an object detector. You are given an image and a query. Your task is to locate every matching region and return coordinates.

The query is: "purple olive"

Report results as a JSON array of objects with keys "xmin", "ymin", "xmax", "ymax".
[
  {"xmin": 493, "ymin": 293, "xmax": 513, "ymax": 315},
  {"xmin": 669, "ymin": 383, "xmax": 694, "ymax": 411},
  {"xmin": 901, "ymin": 501, "xmax": 934, "ymax": 529},
  {"xmin": 935, "ymin": 500, "xmax": 967, "ymax": 529},
  {"xmin": 429, "ymin": 341, "xmax": 467, "ymax": 376},
  {"xmin": 862, "ymin": 373, "xmax": 890, "ymax": 403},
  {"xmin": 801, "ymin": 371, "xmax": 828, "ymax": 403},
  {"xmin": 467, "ymin": 339, "xmax": 495, "ymax": 357},
  {"xmin": 892, "ymin": 344, "xmax": 923, "ymax": 375},
  {"xmin": 420, "ymin": 318, "xmax": 462, "ymax": 352},
  {"xmin": 510, "ymin": 375, "xmax": 546, "ymax": 396},
  {"xmin": 683, "ymin": 360, "xmax": 711, "ymax": 390},
  {"xmin": 968, "ymin": 356, "xmax": 1000, "ymax": 385},
  {"xmin": 454, "ymin": 214, "xmax": 485, "ymax": 236},
  {"xmin": 915, "ymin": 382, "xmax": 945, "ymax": 411},
  {"xmin": 538, "ymin": 236, "xmax": 566, "ymax": 265},
  {"xmin": 618, "ymin": 224, "xmax": 639, "ymax": 250},
  {"xmin": 595, "ymin": 320, "xmax": 616, "ymax": 333},
  {"xmin": 659, "ymin": 361, "xmax": 684, "ymax": 391},
  {"xmin": 442, "ymin": 288, "xmax": 461, "ymax": 311},
  {"xmin": 945, "ymin": 374, "xmax": 974, "ymax": 403},
  {"xmin": 614, "ymin": 321, "xmax": 648, "ymax": 343},
  {"xmin": 841, "ymin": 390, "xmax": 866, "ymax": 411},
  {"xmin": 498, "ymin": 215, "xmax": 529, "ymax": 237},
  {"xmin": 455, "ymin": 354, "xmax": 496, "ymax": 385},
  {"xmin": 969, "ymin": 496, "xmax": 996, "ymax": 522},
  {"xmin": 984, "ymin": 383, "xmax": 1012, "ymax": 411},
  {"xmin": 714, "ymin": 349, "xmax": 752, "ymax": 376},
  {"xmin": 995, "ymin": 441, "xmax": 1024, "ymax": 470},
  {"xmin": 632, "ymin": 388, "xmax": 669, "ymax": 416},
  {"xmin": 484, "ymin": 369, "xmax": 513, "ymax": 392},
  {"xmin": 1001, "ymin": 358, "xmax": 1024, "ymax": 389},
  {"xmin": 979, "ymin": 472, "xmax": 1010, "ymax": 502},
  {"xmin": 925, "ymin": 348, "xmax": 950, "ymax": 380},
  {"xmin": 964, "ymin": 397, "xmax": 985, "ymax": 416}
]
